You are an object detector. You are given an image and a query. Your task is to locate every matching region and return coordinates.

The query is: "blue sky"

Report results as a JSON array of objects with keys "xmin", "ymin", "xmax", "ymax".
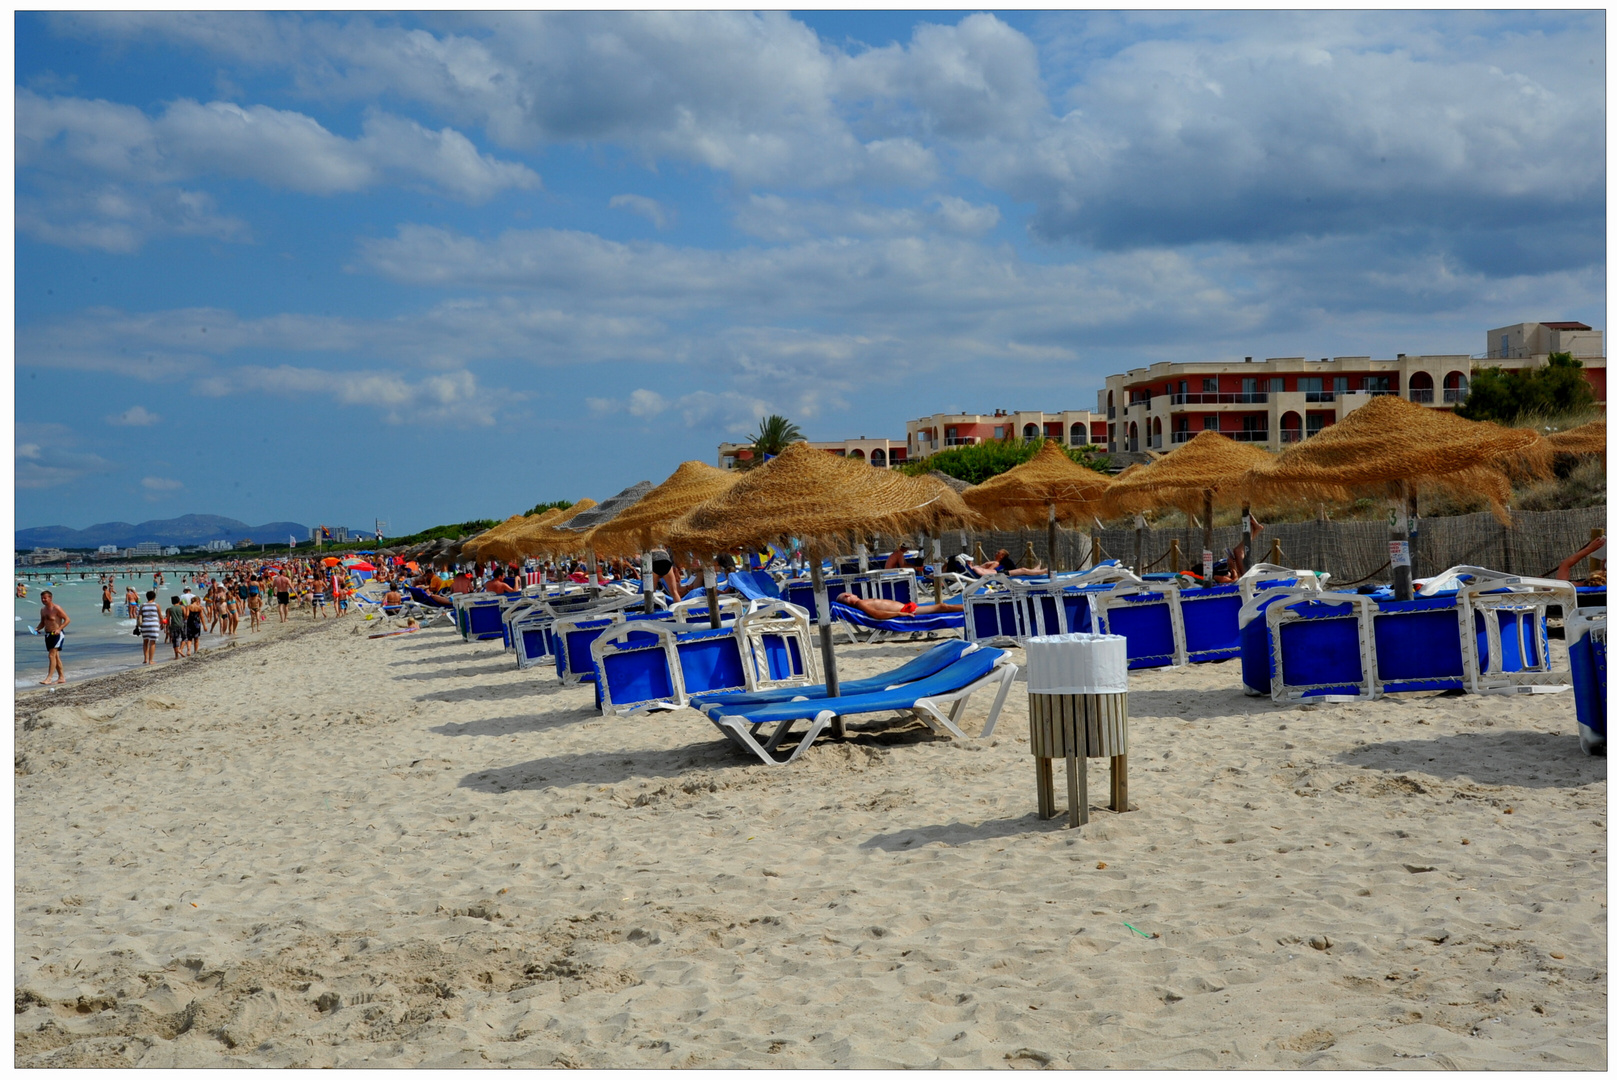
[{"xmin": 15, "ymin": 10, "xmax": 1606, "ymax": 535}]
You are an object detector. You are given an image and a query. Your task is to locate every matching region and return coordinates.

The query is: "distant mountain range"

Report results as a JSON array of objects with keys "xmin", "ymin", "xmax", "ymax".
[{"xmin": 17, "ymin": 514, "xmax": 368, "ymax": 550}]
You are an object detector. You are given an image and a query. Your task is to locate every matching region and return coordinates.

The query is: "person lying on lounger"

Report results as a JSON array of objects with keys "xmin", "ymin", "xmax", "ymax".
[
  {"xmin": 836, "ymin": 592, "xmax": 963, "ymax": 619},
  {"xmin": 1554, "ymin": 536, "xmax": 1608, "ymax": 587},
  {"xmin": 955, "ymin": 549, "xmax": 1046, "ymax": 578},
  {"xmin": 1210, "ymin": 518, "xmax": 1265, "ymax": 583}
]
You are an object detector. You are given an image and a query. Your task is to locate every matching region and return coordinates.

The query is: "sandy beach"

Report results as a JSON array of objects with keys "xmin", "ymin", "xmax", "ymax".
[{"xmin": 15, "ymin": 615, "xmax": 1606, "ymax": 1068}]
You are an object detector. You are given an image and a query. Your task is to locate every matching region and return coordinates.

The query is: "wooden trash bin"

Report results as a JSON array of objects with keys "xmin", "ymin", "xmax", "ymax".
[{"xmin": 1025, "ymin": 633, "xmax": 1130, "ymax": 828}]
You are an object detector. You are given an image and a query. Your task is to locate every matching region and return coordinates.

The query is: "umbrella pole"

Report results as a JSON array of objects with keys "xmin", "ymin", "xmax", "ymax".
[
  {"xmin": 703, "ymin": 562, "xmax": 721, "ymax": 630},
  {"xmin": 1133, "ymin": 515, "xmax": 1145, "ymax": 575},
  {"xmin": 857, "ymin": 539, "xmax": 870, "ymax": 574},
  {"xmin": 641, "ymin": 551, "xmax": 656, "ymax": 614},
  {"xmin": 1407, "ymin": 484, "xmax": 1420, "ymax": 585},
  {"xmin": 1390, "ymin": 482, "xmax": 1413, "ymax": 601},
  {"xmin": 931, "ymin": 534, "xmax": 945, "ymax": 606},
  {"xmin": 1201, "ymin": 489, "xmax": 1215, "ymax": 581},
  {"xmin": 808, "ymin": 556, "xmax": 842, "ymax": 733},
  {"xmin": 1046, "ymin": 503, "xmax": 1059, "ymax": 576},
  {"xmin": 1240, "ymin": 502, "xmax": 1252, "ymax": 574}
]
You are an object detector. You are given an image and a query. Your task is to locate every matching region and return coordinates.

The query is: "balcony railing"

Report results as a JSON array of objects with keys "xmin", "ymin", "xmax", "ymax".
[
  {"xmin": 943, "ymin": 437, "xmax": 975, "ymax": 447},
  {"xmin": 1280, "ymin": 429, "xmax": 1303, "ymax": 443},
  {"xmin": 1443, "ymin": 387, "xmax": 1469, "ymax": 403},
  {"xmin": 1228, "ymin": 429, "xmax": 1271, "ymax": 442},
  {"xmin": 1107, "ymin": 407, "xmax": 1116, "ymax": 419},
  {"xmin": 1170, "ymin": 430, "xmax": 1194, "ymax": 444},
  {"xmin": 1168, "ymin": 392, "xmax": 1269, "ymax": 405},
  {"xmin": 1408, "ymin": 388, "xmax": 1434, "ymax": 403},
  {"xmin": 1303, "ymin": 391, "xmax": 1337, "ymax": 403}
]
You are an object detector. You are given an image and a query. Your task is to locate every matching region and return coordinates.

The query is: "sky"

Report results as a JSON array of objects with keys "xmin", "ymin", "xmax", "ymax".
[{"xmin": 14, "ymin": 9, "xmax": 1607, "ymax": 536}]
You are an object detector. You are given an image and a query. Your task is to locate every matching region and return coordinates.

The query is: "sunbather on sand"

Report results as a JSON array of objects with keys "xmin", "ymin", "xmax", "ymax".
[
  {"xmin": 1554, "ymin": 536, "xmax": 1608, "ymax": 587},
  {"xmin": 836, "ymin": 592, "xmax": 962, "ymax": 619},
  {"xmin": 1211, "ymin": 518, "xmax": 1264, "ymax": 583}
]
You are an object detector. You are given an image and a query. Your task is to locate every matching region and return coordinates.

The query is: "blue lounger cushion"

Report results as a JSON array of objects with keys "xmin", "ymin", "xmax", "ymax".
[
  {"xmin": 691, "ymin": 639, "xmax": 972, "ymax": 712},
  {"xmin": 705, "ymin": 647, "xmax": 1003, "ymax": 728},
  {"xmin": 829, "ymin": 601, "xmax": 963, "ymax": 634},
  {"xmin": 1181, "ymin": 583, "xmax": 1243, "ymax": 662},
  {"xmin": 728, "ymin": 571, "xmax": 784, "ymax": 602}
]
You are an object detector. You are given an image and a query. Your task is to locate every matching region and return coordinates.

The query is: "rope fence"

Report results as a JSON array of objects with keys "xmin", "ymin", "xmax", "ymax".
[{"xmin": 925, "ymin": 505, "xmax": 1606, "ymax": 585}]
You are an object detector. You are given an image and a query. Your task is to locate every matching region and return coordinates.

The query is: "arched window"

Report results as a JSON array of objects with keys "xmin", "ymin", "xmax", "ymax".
[
  {"xmin": 1023, "ymin": 423, "xmax": 1040, "ymax": 440},
  {"xmin": 1070, "ymin": 423, "xmax": 1087, "ymax": 445},
  {"xmin": 1444, "ymin": 371, "xmax": 1469, "ymax": 404},
  {"xmin": 1280, "ymin": 411, "xmax": 1303, "ymax": 443},
  {"xmin": 870, "ymin": 448, "xmax": 886, "ymax": 467},
  {"xmin": 848, "ymin": 448, "xmax": 865, "ymax": 460},
  {"xmin": 1128, "ymin": 422, "xmax": 1138, "ymax": 452},
  {"xmin": 1151, "ymin": 417, "xmax": 1162, "ymax": 448},
  {"xmin": 1408, "ymin": 371, "xmax": 1434, "ymax": 403}
]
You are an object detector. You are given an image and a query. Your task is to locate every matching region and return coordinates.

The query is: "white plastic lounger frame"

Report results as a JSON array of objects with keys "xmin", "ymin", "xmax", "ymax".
[
  {"xmin": 962, "ymin": 580, "xmax": 1030, "ymax": 646},
  {"xmin": 1420, "ymin": 566, "xmax": 1576, "ymax": 694},
  {"xmin": 735, "ymin": 601, "xmax": 818, "ymax": 688},
  {"xmin": 1254, "ymin": 590, "xmax": 1379, "ymax": 702},
  {"xmin": 1236, "ymin": 563, "xmax": 1329, "ymax": 606},
  {"xmin": 667, "ymin": 594, "xmax": 748, "ymax": 625},
  {"xmin": 1087, "ymin": 580, "xmax": 1188, "ymax": 668},
  {"xmin": 1015, "ymin": 566, "xmax": 1145, "ymax": 638},
  {"xmin": 712, "ymin": 655, "xmax": 1021, "ymax": 766},
  {"xmin": 589, "ymin": 620, "xmax": 737, "ymax": 714}
]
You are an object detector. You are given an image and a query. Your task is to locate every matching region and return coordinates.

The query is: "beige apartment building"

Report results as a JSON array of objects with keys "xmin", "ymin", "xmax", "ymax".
[
  {"xmin": 905, "ymin": 409, "xmax": 1110, "ymax": 459},
  {"xmin": 1102, "ymin": 322, "xmax": 1605, "ymax": 455},
  {"xmin": 718, "ymin": 436, "xmax": 908, "ymax": 469}
]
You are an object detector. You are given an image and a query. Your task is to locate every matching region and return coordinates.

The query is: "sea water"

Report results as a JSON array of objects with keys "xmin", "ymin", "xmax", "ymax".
[{"xmin": 13, "ymin": 568, "xmax": 233, "ymax": 688}]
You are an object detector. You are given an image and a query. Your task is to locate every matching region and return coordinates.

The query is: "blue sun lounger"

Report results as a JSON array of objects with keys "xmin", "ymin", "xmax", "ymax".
[
  {"xmin": 828, "ymin": 600, "xmax": 964, "ymax": 640},
  {"xmin": 1567, "ymin": 607, "xmax": 1606, "ymax": 755},
  {"xmin": 588, "ymin": 602, "xmax": 816, "ymax": 714},
  {"xmin": 690, "ymin": 639, "xmax": 975, "ymax": 713},
  {"xmin": 702, "ymin": 645, "xmax": 1019, "ymax": 765}
]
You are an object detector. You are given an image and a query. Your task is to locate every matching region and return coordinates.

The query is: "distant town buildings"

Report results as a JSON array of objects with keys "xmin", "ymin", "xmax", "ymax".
[
  {"xmin": 718, "ymin": 437, "xmax": 909, "ymax": 470},
  {"xmin": 905, "ymin": 409, "xmax": 1109, "ymax": 459}
]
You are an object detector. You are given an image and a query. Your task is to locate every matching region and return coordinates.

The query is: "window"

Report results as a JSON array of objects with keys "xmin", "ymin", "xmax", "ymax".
[
  {"xmin": 1203, "ymin": 414, "xmax": 1219, "ymax": 430},
  {"xmin": 1306, "ymin": 413, "xmax": 1324, "ymax": 437},
  {"xmin": 1202, "ymin": 377, "xmax": 1218, "ymax": 392},
  {"xmin": 1177, "ymin": 417, "xmax": 1190, "ymax": 432},
  {"xmin": 1334, "ymin": 375, "xmax": 1349, "ymax": 394},
  {"xmin": 993, "ymin": 425, "xmax": 1004, "ymax": 439},
  {"xmin": 1241, "ymin": 377, "xmax": 1258, "ymax": 396},
  {"xmin": 1178, "ymin": 380, "xmax": 1188, "ymax": 395},
  {"xmin": 1269, "ymin": 377, "xmax": 1285, "ymax": 393},
  {"xmin": 1364, "ymin": 375, "xmax": 1391, "ymax": 393},
  {"xmin": 1070, "ymin": 423, "xmax": 1087, "ymax": 444},
  {"xmin": 1299, "ymin": 377, "xmax": 1323, "ymax": 394}
]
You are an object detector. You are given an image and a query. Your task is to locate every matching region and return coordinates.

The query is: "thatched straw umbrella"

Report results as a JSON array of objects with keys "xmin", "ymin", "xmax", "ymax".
[
  {"xmin": 461, "ymin": 514, "xmax": 532, "ymax": 565},
  {"xmin": 509, "ymin": 500, "xmax": 597, "ymax": 565},
  {"xmin": 552, "ymin": 480, "xmax": 653, "ymax": 603},
  {"xmin": 1544, "ymin": 419, "xmax": 1606, "ymax": 458},
  {"xmin": 587, "ymin": 462, "xmax": 742, "ymax": 622},
  {"xmin": 961, "ymin": 440, "xmax": 1113, "ymax": 574},
  {"xmin": 1102, "ymin": 431, "xmax": 1275, "ymax": 577},
  {"xmin": 664, "ymin": 442, "xmax": 979, "ymax": 716},
  {"xmin": 1242, "ymin": 394, "xmax": 1541, "ymax": 598}
]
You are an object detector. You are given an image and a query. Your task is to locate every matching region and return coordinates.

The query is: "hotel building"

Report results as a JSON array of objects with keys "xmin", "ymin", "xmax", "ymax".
[
  {"xmin": 904, "ymin": 409, "xmax": 1110, "ymax": 459},
  {"xmin": 1101, "ymin": 322, "xmax": 1604, "ymax": 455}
]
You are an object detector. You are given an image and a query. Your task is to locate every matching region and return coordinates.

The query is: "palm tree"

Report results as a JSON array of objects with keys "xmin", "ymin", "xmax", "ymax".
[{"xmin": 747, "ymin": 414, "xmax": 804, "ymax": 466}]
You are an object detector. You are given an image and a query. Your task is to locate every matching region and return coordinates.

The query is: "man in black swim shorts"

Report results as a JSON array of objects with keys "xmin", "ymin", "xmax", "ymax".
[{"xmin": 36, "ymin": 590, "xmax": 69, "ymax": 684}]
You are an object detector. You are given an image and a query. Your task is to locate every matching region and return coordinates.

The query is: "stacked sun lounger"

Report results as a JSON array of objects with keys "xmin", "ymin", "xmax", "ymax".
[{"xmin": 1239, "ymin": 566, "xmax": 1576, "ymax": 702}]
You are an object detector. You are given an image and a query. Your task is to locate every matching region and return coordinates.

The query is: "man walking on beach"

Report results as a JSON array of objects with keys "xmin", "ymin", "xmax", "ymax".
[
  {"xmin": 35, "ymin": 590, "xmax": 70, "ymax": 684},
  {"xmin": 273, "ymin": 568, "xmax": 293, "ymax": 623}
]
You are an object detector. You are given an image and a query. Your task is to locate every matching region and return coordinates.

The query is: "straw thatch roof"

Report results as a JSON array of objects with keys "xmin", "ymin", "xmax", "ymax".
[
  {"xmin": 1102, "ymin": 431, "xmax": 1274, "ymax": 519},
  {"xmin": 926, "ymin": 469, "xmax": 972, "ymax": 494},
  {"xmin": 960, "ymin": 440, "xmax": 1113, "ymax": 528},
  {"xmin": 1241, "ymin": 394, "xmax": 1541, "ymax": 521},
  {"xmin": 560, "ymin": 481, "xmax": 653, "ymax": 533},
  {"xmin": 662, "ymin": 441, "xmax": 980, "ymax": 557},
  {"xmin": 1544, "ymin": 419, "xmax": 1606, "ymax": 457},
  {"xmin": 509, "ymin": 500, "xmax": 598, "ymax": 558},
  {"xmin": 460, "ymin": 514, "xmax": 532, "ymax": 563},
  {"xmin": 586, "ymin": 462, "xmax": 742, "ymax": 556}
]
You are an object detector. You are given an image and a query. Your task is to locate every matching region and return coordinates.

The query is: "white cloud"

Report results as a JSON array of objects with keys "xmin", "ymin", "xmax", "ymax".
[
  {"xmin": 626, "ymin": 388, "xmax": 668, "ymax": 416},
  {"xmin": 15, "ymin": 423, "xmax": 117, "ymax": 489},
  {"xmin": 16, "ymin": 89, "xmax": 539, "ymax": 251},
  {"xmin": 609, "ymin": 194, "xmax": 673, "ymax": 230},
  {"xmin": 107, "ymin": 405, "xmax": 162, "ymax": 426},
  {"xmin": 195, "ymin": 364, "xmax": 497, "ymax": 427},
  {"xmin": 590, "ymin": 388, "xmax": 774, "ymax": 435},
  {"xmin": 142, "ymin": 476, "xmax": 183, "ymax": 491}
]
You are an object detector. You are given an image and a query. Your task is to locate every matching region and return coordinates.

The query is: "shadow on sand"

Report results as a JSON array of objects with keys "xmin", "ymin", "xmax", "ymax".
[
  {"xmin": 1336, "ymin": 730, "xmax": 1605, "ymax": 790},
  {"xmin": 457, "ymin": 742, "xmax": 750, "ymax": 793}
]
